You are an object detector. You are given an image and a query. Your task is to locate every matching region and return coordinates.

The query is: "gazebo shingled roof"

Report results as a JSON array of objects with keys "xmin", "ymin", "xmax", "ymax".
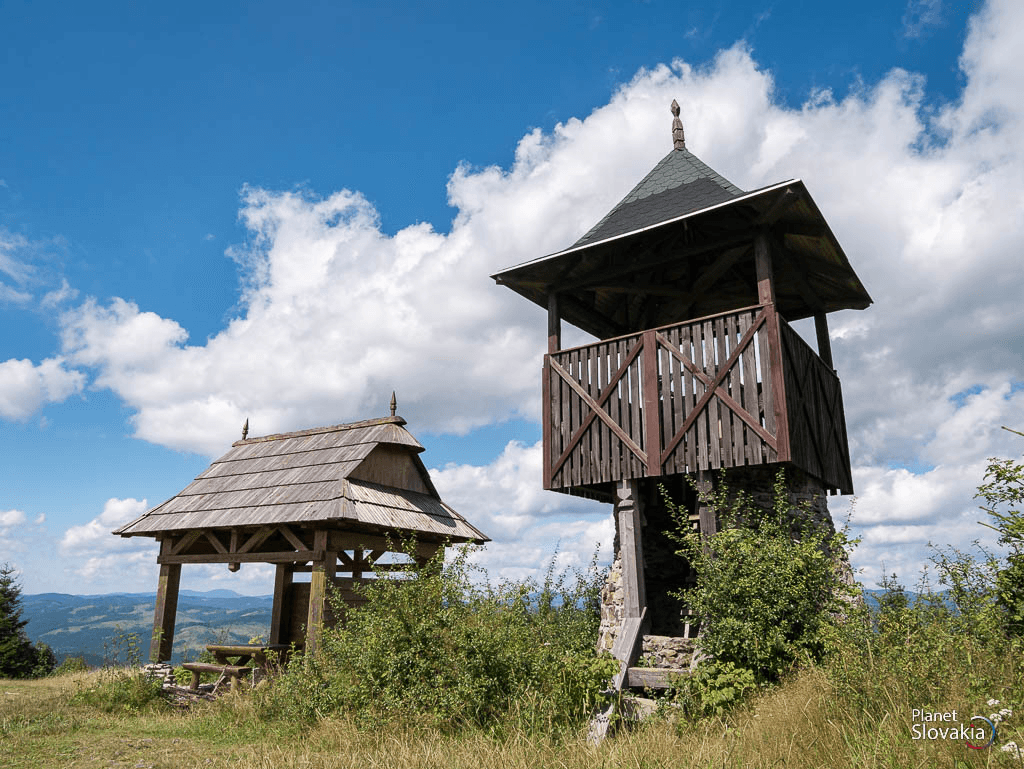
[{"xmin": 115, "ymin": 416, "xmax": 487, "ymax": 544}]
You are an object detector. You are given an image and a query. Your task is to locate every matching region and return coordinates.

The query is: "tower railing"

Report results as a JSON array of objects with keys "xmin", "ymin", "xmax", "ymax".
[{"xmin": 543, "ymin": 303, "xmax": 852, "ymax": 495}]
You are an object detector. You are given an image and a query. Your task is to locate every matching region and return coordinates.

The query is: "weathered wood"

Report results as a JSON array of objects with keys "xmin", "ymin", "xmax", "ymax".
[
  {"xmin": 181, "ymin": 662, "xmax": 251, "ymax": 691},
  {"xmin": 269, "ymin": 563, "xmax": 293, "ymax": 645},
  {"xmin": 616, "ymin": 480, "xmax": 646, "ymax": 619},
  {"xmin": 610, "ymin": 610, "xmax": 645, "ymax": 691},
  {"xmin": 755, "ymin": 230, "xmax": 776, "ymax": 307},
  {"xmin": 150, "ymin": 563, "xmax": 181, "ymax": 663},
  {"xmin": 814, "ymin": 312, "xmax": 833, "ymax": 370},
  {"xmin": 642, "ymin": 330, "xmax": 661, "ymax": 476},
  {"xmin": 159, "ymin": 550, "xmax": 316, "ymax": 565},
  {"xmin": 626, "ymin": 667, "xmax": 689, "ymax": 689},
  {"xmin": 305, "ymin": 538, "xmax": 337, "ymax": 656},
  {"xmin": 542, "ymin": 356, "xmax": 553, "ymax": 489}
]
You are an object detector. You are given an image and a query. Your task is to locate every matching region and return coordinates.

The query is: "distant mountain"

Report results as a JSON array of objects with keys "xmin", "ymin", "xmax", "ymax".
[{"xmin": 22, "ymin": 591, "xmax": 274, "ymax": 666}]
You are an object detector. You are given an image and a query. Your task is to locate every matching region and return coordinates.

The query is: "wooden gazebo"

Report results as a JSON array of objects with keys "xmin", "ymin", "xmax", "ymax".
[
  {"xmin": 492, "ymin": 101, "xmax": 871, "ymax": 688},
  {"xmin": 114, "ymin": 409, "xmax": 488, "ymax": 662}
]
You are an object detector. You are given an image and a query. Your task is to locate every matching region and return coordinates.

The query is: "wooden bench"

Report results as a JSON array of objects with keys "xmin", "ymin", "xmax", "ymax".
[{"xmin": 180, "ymin": 662, "xmax": 252, "ymax": 691}]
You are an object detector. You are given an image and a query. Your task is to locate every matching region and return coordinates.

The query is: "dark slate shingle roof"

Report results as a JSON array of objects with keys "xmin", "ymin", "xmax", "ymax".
[{"xmin": 574, "ymin": 147, "xmax": 744, "ymax": 247}]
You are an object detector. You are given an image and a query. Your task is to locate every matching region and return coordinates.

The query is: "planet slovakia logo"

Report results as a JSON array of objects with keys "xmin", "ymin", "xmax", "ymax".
[{"xmin": 910, "ymin": 709, "xmax": 996, "ymax": 749}]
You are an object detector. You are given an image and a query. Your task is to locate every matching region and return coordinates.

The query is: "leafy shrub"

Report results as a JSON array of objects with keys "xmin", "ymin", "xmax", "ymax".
[
  {"xmin": 671, "ymin": 659, "xmax": 758, "ymax": 719},
  {"xmin": 665, "ymin": 469, "xmax": 856, "ymax": 688},
  {"xmin": 54, "ymin": 656, "xmax": 89, "ymax": 676},
  {"xmin": 71, "ymin": 668, "xmax": 167, "ymax": 713},
  {"xmin": 257, "ymin": 545, "xmax": 618, "ymax": 735}
]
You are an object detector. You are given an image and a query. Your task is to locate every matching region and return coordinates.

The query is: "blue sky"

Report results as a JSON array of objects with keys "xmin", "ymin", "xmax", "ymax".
[{"xmin": 2, "ymin": 0, "xmax": 1022, "ymax": 596}]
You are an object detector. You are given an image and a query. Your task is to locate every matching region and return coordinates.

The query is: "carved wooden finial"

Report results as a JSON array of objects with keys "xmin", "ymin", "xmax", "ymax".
[
  {"xmin": 389, "ymin": 391, "xmax": 397, "ymax": 417},
  {"xmin": 242, "ymin": 418, "xmax": 249, "ymax": 440},
  {"xmin": 671, "ymin": 99, "xmax": 686, "ymax": 150}
]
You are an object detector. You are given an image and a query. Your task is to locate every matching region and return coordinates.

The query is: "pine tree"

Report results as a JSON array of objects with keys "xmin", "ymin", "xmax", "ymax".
[{"xmin": 0, "ymin": 563, "xmax": 36, "ymax": 678}]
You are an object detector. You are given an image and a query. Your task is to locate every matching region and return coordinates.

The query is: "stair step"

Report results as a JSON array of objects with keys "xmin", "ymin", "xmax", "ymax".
[{"xmin": 626, "ymin": 667, "xmax": 690, "ymax": 689}]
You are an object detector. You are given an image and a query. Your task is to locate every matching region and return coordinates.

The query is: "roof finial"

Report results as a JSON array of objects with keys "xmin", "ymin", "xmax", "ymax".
[
  {"xmin": 671, "ymin": 99, "xmax": 686, "ymax": 150},
  {"xmin": 389, "ymin": 391, "xmax": 397, "ymax": 417},
  {"xmin": 242, "ymin": 418, "xmax": 249, "ymax": 440}
]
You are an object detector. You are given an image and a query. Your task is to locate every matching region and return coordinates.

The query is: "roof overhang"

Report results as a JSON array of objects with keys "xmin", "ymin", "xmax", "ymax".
[{"xmin": 492, "ymin": 180, "xmax": 872, "ymax": 338}]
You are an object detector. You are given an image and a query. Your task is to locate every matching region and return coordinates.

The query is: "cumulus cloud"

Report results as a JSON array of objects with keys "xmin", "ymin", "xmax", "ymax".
[
  {"xmin": 34, "ymin": 0, "xmax": 1024, "ymax": 586},
  {"xmin": 903, "ymin": 0, "xmax": 945, "ymax": 38},
  {"xmin": 0, "ymin": 357, "xmax": 84, "ymax": 420}
]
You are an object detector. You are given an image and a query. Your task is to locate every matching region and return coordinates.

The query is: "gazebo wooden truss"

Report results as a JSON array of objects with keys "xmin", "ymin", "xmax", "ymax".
[
  {"xmin": 492, "ymin": 101, "xmax": 871, "ymax": 689},
  {"xmin": 114, "ymin": 411, "xmax": 488, "ymax": 662}
]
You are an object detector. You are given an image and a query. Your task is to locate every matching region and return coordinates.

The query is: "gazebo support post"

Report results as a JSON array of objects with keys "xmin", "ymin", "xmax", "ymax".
[
  {"xmin": 150, "ymin": 562, "xmax": 181, "ymax": 663},
  {"xmin": 269, "ymin": 563, "xmax": 294, "ymax": 645},
  {"xmin": 305, "ymin": 530, "xmax": 337, "ymax": 656}
]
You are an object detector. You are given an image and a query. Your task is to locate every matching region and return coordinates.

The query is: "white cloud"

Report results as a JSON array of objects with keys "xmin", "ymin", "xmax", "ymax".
[
  {"xmin": 903, "ymin": 0, "xmax": 945, "ymax": 39},
  {"xmin": 35, "ymin": 0, "xmax": 1024, "ymax": 588},
  {"xmin": 60, "ymin": 497, "xmax": 150, "ymax": 555},
  {"xmin": 0, "ymin": 357, "xmax": 85, "ymax": 420},
  {"xmin": 41, "ymin": 278, "xmax": 78, "ymax": 308},
  {"xmin": 0, "ymin": 509, "xmax": 28, "ymax": 528}
]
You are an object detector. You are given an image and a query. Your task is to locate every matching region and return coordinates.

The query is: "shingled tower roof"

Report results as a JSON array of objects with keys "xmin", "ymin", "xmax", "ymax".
[
  {"xmin": 573, "ymin": 144, "xmax": 744, "ymax": 248},
  {"xmin": 492, "ymin": 100, "xmax": 871, "ymax": 338}
]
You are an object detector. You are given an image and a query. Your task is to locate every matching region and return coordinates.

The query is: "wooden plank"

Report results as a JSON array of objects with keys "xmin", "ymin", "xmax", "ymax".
[
  {"xmin": 571, "ymin": 348, "xmax": 581, "ymax": 487},
  {"xmin": 150, "ymin": 563, "xmax": 180, "ymax": 663},
  {"xmin": 547, "ymin": 341, "xmax": 647, "ymax": 481},
  {"xmin": 542, "ymin": 356, "xmax": 552, "ymax": 489},
  {"xmin": 739, "ymin": 311, "xmax": 758, "ymax": 464},
  {"xmin": 170, "ymin": 530, "xmax": 202, "ymax": 556},
  {"xmin": 626, "ymin": 667, "xmax": 689, "ymax": 689},
  {"xmin": 160, "ymin": 551, "xmax": 317, "ymax": 565},
  {"xmin": 239, "ymin": 525, "xmax": 275, "ymax": 554},
  {"xmin": 204, "ymin": 530, "xmax": 228, "ymax": 554},
  {"xmin": 755, "ymin": 230, "xmax": 776, "ymax": 306},
  {"xmin": 559, "ymin": 353, "xmax": 570, "ymax": 486},
  {"xmin": 726, "ymin": 314, "xmax": 744, "ymax": 466},
  {"xmin": 680, "ymin": 324, "xmax": 694, "ymax": 473},
  {"xmin": 587, "ymin": 345, "xmax": 599, "ymax": 486},
  {"xmin": 642, "ymin": 330, "xmax": 661, "ymax": 476},
  {"xmin": 597, "ymin": 343, "xmax": 609, "ymax": 481},
  {"xmin": 269, "ymin": 563, "xmax": 293, "ymax": 645},
  {"xmin": 814, "ymin": 312, "xmax": 833, "ymax": 370},
  {"xmin": 657, "ymin": 317, "xmax": 777, "ymax": 466},
  {"xmin": 616, "ymin": 480, "xmax": 646, "ymax": 619},
  {"xmin": 764, "ymin": 304, "xmax": 790, "ymax": 462},
  {"xmin": 705, "ymin": 319, "xmax": 721, "ymax": 470},
  {"xmin": 610, "ymin": 612, "xmax": 645, "ymax": 692},
  {"xmin": 696, "ymin": 323, "xmax": 710, "ymax": 471},
  {"xmin": 547, "ymin": 292, "xmax": 561, "ymax": 354},
  {"xmin": 659, "ymin": 337, "xmax": 673, "ymax": 466},
  {"xmin": 305, "ymin": 547, "xmax": 337, "ymax": 656},
  {"xmin": 629, "ymin": 341, "xmax": 642, "ymax": 478},
  {"xmin": 715, "ymin": 316, "xmax": 732, "ymax": 468}
]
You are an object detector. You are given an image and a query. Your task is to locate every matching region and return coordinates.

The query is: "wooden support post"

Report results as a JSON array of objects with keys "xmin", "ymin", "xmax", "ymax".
[
  {"xmin": 305, "ymin": 530, "xmax": 336, "ymax": 656},
  {"xmin": 696, "ymin": 470, "xmax": 716, "ymax": 540},
  {"xmin": 641, "ymin": 330, "xmax": 662, "ymax": 477},
  {"xmin": 814, "ymin": 312, "xmax": 834, "ymax": 370},
  {"xmin": 150, "ymin": 563, "xmax": 181, "ymax": 663},
  {"xmin": 547, "ymin": 292, "xmax": 561, "ymax": 354},
  {"xmin": 755, "ymin": 231, "xmax": 791, "ymax": 461},
  {"xmin": 610, "ymin": 480, "xmax": 647, "ymax": 690},
  {"xmin": 269, "ymin": 563, "xmax": 293, "ymax": 645},
  {"xmin": 616, "ymin": 479, "xmax": 646, "ymax": 621}
]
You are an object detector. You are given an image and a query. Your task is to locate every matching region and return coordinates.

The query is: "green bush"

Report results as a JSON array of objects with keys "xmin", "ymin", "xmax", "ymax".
[
  {"xmin": 257, "ymin": 545, "xmax": 618, "ymax": 735},
  {"xmin": 665, "ymin": 469, "xmax": 856, "ymax": 690},
  {"xmin": 71, "ymin": 668, "xmax": 167, "ymax": 714},
  {"xmin": 54, "ymin": 656, "xmax": 89, "ymax": 676}
]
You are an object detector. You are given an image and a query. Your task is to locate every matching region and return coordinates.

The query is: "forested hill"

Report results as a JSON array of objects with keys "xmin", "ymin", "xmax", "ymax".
[{"xmin": 21, "ymin": 591, "xmax": 273, "ymax": 666}]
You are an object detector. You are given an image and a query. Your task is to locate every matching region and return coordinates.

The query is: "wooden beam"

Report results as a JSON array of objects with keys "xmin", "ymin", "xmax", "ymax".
[
  {"xmin": 305, "ymin": 537, "xmax": 337, "ymax": 657},
  {"xmin": 754, "ymin": 186, "xmax": 800, "ymax": 226},
  {"xmin": 159, "ymin": 550, "xmax": 316, "ymax": 565},
  {"xmin": 547, "ymin": 292, "xmax": 561, "ymax": 353},
  {"xmin": 269, "ymin": 563, "xmax": 293, "ymax": 645},
  {"xmin": 626, "ymin": 666, "xmax": 688, "ymax": 689},
  {"xmin": 278, "ymin": 524, "xmax": 309, "ymax": 553},
  {"xmin": 696, "ymin": 470, "xmax": 716, "ymax": 541},
  {"xmin": 641, "ymin": 330, "xmax": 662, "ymax": 477},
  {"xmin": 203, "ymin": 531, "xmax": 228, "ymax": 554},
  {"xmin": 150, "ymin": 563, "xmax": 181, "ymax": 663},
  {"xmin": 616, "ymin": 480, "xmax": 646, "ymax": 619},
  {"xmin": 239, "ymin": 526, "xmax": 275, "ymax": 554},
  {"xmin": 754, "ymin": 231, "xmax": 775, "ymax": 307},
  {"xmin": 814, "ymin": 313, "xmax": 834, "ymax": 369}
]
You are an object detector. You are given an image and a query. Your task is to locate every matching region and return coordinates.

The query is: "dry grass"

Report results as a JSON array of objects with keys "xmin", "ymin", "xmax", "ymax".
[{"xmin": 2, "ymin": 668, "xmax": 1020, "ymax": 769}]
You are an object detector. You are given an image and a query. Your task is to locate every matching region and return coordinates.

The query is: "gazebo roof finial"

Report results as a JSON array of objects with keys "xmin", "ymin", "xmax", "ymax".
[
  {"xmin": 670, "ymin": 99, "xmax": 685, "ymax": 150},
  {"xmin": 390, "ymin": 391, "xmax": 397, "ymax": 417},
  {"xmin": 242, "ymin": 418, "xmax": 249, "ymax": 440}
]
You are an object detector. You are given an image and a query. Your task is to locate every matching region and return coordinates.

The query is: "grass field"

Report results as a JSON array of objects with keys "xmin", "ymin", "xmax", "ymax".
[{"xmin": 3, "ymin": 664, "xmax": 1021, "ymax": 769}]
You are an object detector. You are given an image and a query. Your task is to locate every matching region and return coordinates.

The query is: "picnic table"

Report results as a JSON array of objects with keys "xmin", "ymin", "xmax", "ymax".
[{"xmin": 181, "ymin": 643, "xmax": 297, "ymax": 691}]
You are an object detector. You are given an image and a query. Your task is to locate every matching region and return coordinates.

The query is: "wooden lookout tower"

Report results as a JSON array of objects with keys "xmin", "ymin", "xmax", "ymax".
[
  {"xmin": 114, "ymin": 406, "xmax": 488, "ymax": 663},
  {"xmin": 492, "ymin": 102, "xmax": 870, "ymax": 689}
]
